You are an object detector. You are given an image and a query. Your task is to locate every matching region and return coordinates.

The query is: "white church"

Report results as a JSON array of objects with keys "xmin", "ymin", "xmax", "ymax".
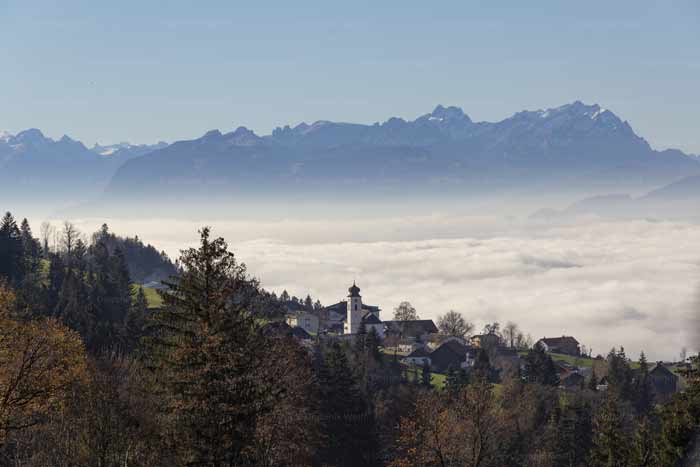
[{"xmin": 344, "ymin": 282, "xmax": 385, "ymax": 337}]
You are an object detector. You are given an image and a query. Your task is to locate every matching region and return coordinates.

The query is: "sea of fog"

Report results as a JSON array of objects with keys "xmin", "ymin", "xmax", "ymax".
[{"xmin": 58, "ymin": 214, "xmax": 700, "ymax": 362}]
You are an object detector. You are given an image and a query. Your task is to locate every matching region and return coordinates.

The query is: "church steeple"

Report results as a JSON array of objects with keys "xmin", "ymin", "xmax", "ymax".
[
  {"xmin": 348, "ymin": 281, "xmax": 361, "ymax": 298},
  {"xmin": 345, "ymin": 281, "xmax": 363, "ymax": 334}
]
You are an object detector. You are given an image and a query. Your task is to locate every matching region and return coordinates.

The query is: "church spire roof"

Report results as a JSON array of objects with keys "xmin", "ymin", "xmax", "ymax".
[{"xmin": 348, "ymin": 281, "xmax": 361, "ymax": 298}]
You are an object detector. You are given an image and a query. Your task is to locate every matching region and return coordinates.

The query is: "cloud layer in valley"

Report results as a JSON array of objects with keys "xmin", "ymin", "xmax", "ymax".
[{"xmin": 66, "ymin": 216, "xmax": 700, "ymax": 361}]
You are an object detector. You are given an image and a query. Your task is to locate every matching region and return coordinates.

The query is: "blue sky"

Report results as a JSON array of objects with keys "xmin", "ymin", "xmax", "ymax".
[{"xmin": 1, "ymin": 1, "xmax": 698, "ymax": 152}]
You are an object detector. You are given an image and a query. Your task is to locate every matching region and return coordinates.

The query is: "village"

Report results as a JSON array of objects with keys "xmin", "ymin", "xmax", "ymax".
[{"xmin": 284, "ymin": 282, "xmax": 683, "ymax": 400}]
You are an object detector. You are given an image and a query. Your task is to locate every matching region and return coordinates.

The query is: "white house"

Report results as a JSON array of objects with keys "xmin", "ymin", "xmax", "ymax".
[
  {"xmin": 286, "ymin": 310, "xmax": 319, "ymax": 335},
  {"xmin": 402, "ymin": 347, "xmax": 431, "ymax": 366}
]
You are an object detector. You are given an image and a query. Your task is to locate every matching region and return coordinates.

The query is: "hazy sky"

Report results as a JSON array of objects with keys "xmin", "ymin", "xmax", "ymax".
[{"xmin": 1, "ymin": 1, "xmax": 698, "ymax": 153}]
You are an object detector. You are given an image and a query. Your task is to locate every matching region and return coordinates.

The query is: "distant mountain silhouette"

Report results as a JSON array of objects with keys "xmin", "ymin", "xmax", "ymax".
[
  {"xmin": 0, "ymin": 129, "xmax": 166, "ymax": 205},
  {"xmin": 104, "ymin": 102, "xmax": 699, "ymax": 202},
  {"xmin": 3, "ymin": 102, "xmax": 698, "ymax": 209},
  {"xmin": 530, "ymin": 174, "xmax": 700, "ymax": 221}
]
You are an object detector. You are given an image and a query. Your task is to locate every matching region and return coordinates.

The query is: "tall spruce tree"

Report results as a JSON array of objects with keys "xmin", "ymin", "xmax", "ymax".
[
  {"xmin": 635, "ymin": 352, "xmax": 654, "ymax": 416},
  {"xmin": 145, "ymin": 227, "xmax": 279, "ymax": 465},
  {"xmin": 318, "ymin": 341, "xmax": 379, "ymax": 467},
  {"xmin": 524, "ymin": 343, "xmax": 560, "ymax": 386},
  {"xmin": 0, "ymin": 212, "xmax": 22, "ymax": 284},
  {"xmin": 590, "ymin": 393, "xmax": 631, "ymax": 466}
]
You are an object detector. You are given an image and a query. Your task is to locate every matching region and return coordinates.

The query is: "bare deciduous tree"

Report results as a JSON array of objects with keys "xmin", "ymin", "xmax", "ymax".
[
  {"xmin": 503, "ymin": 321, "xmax": 520, "ymax": 348},
  {"xmin": 437, "ymin": 310, "xmax": 474, "ymax": 339},
  {"xmin": 39, "ymin": 222, "xmax": 54, "ymax": 255},
  {"xmin": 61, "ymin": 221, "xmax": 80, "ymax": 257},
  {"xmin": 393, "ymin": 301, "xmax": 419, "ymax": 321}
]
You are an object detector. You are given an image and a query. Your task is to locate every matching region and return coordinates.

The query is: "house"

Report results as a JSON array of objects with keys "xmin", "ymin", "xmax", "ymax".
[
  {"xmin": 427, "ymin": 335, "xmax": 466, "ymax": 350},
  {"xmin": 597, "ymin": 376, "xmax": 609, "ymax": 392},
  {"xmin": 402, "ymin": 347, "xmax": 431, "ymax": 366},
  {"xmin": 649, "ymin": 363, "xmax": 679, "ymax": 401},
  {"xmin": 490, "ymin": 346, "xmax": 521, "ymax": 379},
  {"xmin": 470, "ymin": 333, "xmax": 501, "ymax": 349},
  {"xmin": 384, "ymin": 319, "xmax": 438, "ymax": 343},
  {"xmin": 396, "ymin": 340, "xmax": 426, "ymax": 354},
  {"xmin": 429, "ymin": 340, "xmax": 476, "ymax": 373},
  {"xmin": 536, "ymin": 336, "xmax": 581, "ymax": 356},
  {"xmin": 560, "ymin": 372, "xmax": 585, "ymax": 390},
  {"xmin": 286, "ymin": 310, "xmax": 319, "ymax": 335},
  {"xmin": 290, "ymin": 326, "xmax": 313, "ymax": 342}
]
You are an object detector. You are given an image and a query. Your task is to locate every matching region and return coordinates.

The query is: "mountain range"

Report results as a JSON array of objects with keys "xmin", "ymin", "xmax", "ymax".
[
  {"xmin": 0, "ymin": 129, "xmax": 165, "ymax": 204},
  {"xmin": 2, "ymin": 102, "xmax": 699, "ymax": 210}
]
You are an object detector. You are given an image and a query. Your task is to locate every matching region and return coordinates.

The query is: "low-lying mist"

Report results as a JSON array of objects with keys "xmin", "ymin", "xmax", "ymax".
[{"xmin": 42, "ymin": 208, "xmax": 700, "ymax": 363}]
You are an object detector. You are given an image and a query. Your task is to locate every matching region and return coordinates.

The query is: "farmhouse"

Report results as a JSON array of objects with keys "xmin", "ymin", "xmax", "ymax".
[
  {"xmin": 536, "ymin": 336, "xmax": 581, "ymax": 356},
  {"xmin": 402, "ymin": 347, "xmax": 431, "ymax": 366},
  {"xmin": 649, "ymin": 363, "xmax": 679, "ymax": 401},
  {"xmin": 429, "ymin": 340, "xmax": 477, "ymax": 373},
  {"xmin": 384, "ymin": 319, "xmax": 438, "ymax": 343},
  {"xmin": 470, "ymin": 333, "xmax": 501, "ymax": 349}
]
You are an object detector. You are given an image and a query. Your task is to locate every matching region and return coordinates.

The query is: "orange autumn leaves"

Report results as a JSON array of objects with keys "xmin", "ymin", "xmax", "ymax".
[{"xmin": 0, "ymin": 283, "xmax": 87, "ymax": 443}]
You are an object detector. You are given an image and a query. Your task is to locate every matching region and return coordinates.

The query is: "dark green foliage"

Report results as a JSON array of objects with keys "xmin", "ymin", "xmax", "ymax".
[
  {"xmin": 590, "ymin": 393, "xmax": 632, "ymax": 466},
  {"xmin": 445, "ymin": 364, "xmax": 469, "ymax": 394},
  {"xmin": 524, "ymin": 343, "xmax": 560, "ymax": 386},
  {"xmin": 589, "ymin": 368, "xmax": 599, "ymax": 392},
  {"xmin": 473, "ymin": 348, "xmax": 495, "ymax": 382},
  {"xmin": 607, "ymin": 347, "xmax": 634, "ymax": 401},
  {"xmin": 91, "ymin": 223, "xmax": 178, "ymax": 283},
  {"xmin": 635, "ymin": 352, "xmax": 654, "ymax": 416},
  {"xmin": 318, "ymin": 341, "xmax": 379, "ymax": 467},
  {"xmin": 628, "ymin": 416, "xmax": 656, "ymax": 467},
  {"xmin": 421, "ymin": 360, "xmax": 431, "ymax": 387},
  {"xmin": 144, "ymin": 227, "xmax": 278, "ymax": 465},
  {"xmin": 549, "ymin": 398, "xmax": 594, "ymax": 467},
  {"xmin": 0, "ymin": 212, "xmax": 23, "ymax": 284}
]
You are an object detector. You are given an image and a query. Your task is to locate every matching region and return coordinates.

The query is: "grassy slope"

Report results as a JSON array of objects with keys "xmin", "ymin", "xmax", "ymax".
[{"xmin": 132, "ymin": 285, "xmax": 164, "ymax": 308}]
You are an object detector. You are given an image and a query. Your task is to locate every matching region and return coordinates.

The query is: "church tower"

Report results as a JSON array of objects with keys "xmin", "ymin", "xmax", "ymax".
[{"xmin": 345, "ymin": 281, "xmax": 363, "ymax": 334}]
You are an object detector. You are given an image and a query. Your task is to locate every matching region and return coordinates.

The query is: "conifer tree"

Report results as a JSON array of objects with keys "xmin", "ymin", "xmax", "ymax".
[
  {"xmin": 421, "ymin": 360, "xmax": 432, "ymax": 387},
  {"xmin": 629, "ymin": 416, "xmax": 655, "ymax": 467},
  {"xmin": 145, "ymin": 227, "xmax": 278, "ymax": 465},
  {"xmin": 0, "ymin": 212, "xmax": 22, "ymax": 284},
  {"xmin": 635, "ymin": 352, "xmax": 654, "ymax": 416},
  {"xmin": 589, "ymin": 368, "xmax": 599, "ymax": 392},
  {"xmin": 591, "ymin": 393, "xmax": 631, "ymax": 466},
  {"xmin": 524, "ymin": 343, "xmax": 560, "ymax": 386},
  {"xmin": 125, "ymin": 286, "xmax": 148, "ymax": 351},
  {"xmin": 318, "ymin": 341, "xmax": 378, "ymax": 467}
]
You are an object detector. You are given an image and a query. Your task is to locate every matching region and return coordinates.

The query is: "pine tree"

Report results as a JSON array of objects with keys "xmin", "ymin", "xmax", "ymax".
[
  {"xmin": 125, "ymin": 286, "xmax": 148, "ymax": 351},
  {"xmin": 145, "ymin": 227, "xmax": 278, "ymax": 465},
  {"xmin": 635, "ymin": 352, "xmax": 654, "ymax": 416},
  {"xmin": 629, "ymin": 416, "xmax": 655, "ymax": 467},
  {"xmin": 524, "ymin": 343, "xmax": 560, "ymax": 386},
  {"xmin": 46, "ymin": 252, "xmax": 66, "ymax": 314},
  {"xmin": 607, "ymin": 347, "xmax": 634, "ymax": 401},
  {"xmin": 318, "ymin": 341, "xmax": 378, "ymax": 467},
  {"xmin": 365, "ymin": 326, "xmax": 382, "ymax": 366},
  {"xmin": 589, "ymin": 368, "xmax": 599, "ymax": 392},
  {"xmin": 421, "ymin": 360, "xmax": 432, "ymax": 387},
  {"xmin": 0, "ymin": 212, "xmax": 23, "ymax": 284},
  {"xmin": 18, "ymin": 218, "xmax": 41, "ymax": 278},
  {"xmin": 279, "ymin": 289, "xmax": 290, "ymax": 302},
  {"xmin": 590, "ymin": 393, "xmax": 631, "ymax": 466}
]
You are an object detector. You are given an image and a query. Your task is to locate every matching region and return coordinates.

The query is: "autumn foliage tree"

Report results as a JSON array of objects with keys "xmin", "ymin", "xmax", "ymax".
[{"xmin": 0, "ymin": 283, "xmax": 87, "ymax": 446}]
